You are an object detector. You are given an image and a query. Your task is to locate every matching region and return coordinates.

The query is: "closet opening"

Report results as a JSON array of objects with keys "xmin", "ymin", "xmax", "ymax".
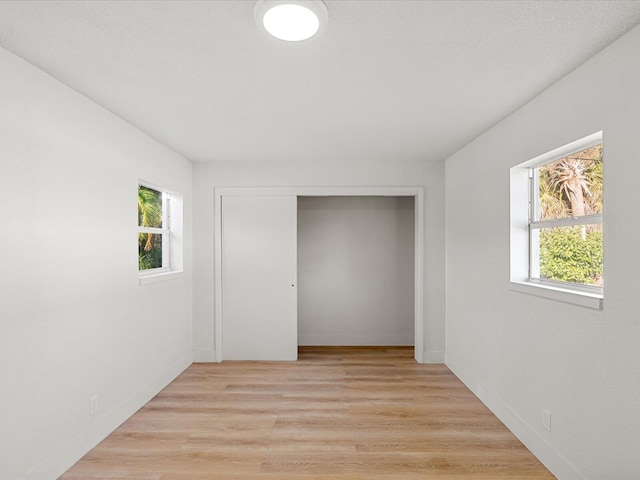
[
  {"xmin": 214, "ymin": 187, "xmax": 425, "ymax": 363},
  {"xmin": 297, "ymin": 196, "xmax": 415, "ymax": 350}
]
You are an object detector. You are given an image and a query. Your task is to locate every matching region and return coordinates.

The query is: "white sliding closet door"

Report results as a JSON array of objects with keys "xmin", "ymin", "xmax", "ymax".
[{"xmin": 221, "ymin": 195, "xmax": 298, "ymax": 360}]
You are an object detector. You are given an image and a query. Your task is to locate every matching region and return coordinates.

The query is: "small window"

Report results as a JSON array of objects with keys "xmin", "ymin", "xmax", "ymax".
[
  {"xmin": 138, "ymin": 184, "xmax": 170, "ymax": 273},
  {"xmin": 529, "ymin": 144, "xmax": 603, "ymax": 290},
  {"xmin": 510, "ymin": 132, "xmax": 603, "ymax": 307}
]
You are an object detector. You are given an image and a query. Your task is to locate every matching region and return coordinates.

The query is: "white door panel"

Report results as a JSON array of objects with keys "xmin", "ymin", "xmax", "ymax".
[{"xmin": 221, "ymin": 195, "xmax": 297, "ymax": 360}]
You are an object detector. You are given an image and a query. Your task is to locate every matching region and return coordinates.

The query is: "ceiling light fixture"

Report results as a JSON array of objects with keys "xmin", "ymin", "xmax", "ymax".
[{"xmin": 254, "ymin": 0, "xmax": 328, "ymax": 42}]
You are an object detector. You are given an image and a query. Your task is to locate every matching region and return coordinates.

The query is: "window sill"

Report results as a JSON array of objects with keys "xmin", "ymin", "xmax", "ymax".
[
  {"xmin": 509, "ymin": 280, "xmax": 603, "ymax": 310},
  {"xmin": 139, "ymin": 271, "xmax": 184, "ymax": 286}
]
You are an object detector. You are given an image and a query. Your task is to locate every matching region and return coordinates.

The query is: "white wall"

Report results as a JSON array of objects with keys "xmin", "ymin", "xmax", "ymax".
[
  {"xmin": 193, "ymin": 159, "xmax": 445, "ymax": 363},
  {"xmin": 445, "ymin": 25, "xmax": 640, "ymax": 479},
  {"xmin": 0, "ymin": 48, "xmax": 193, "ymax": 479},
  {"xmin": 297, "ymin": 196, "xmax": 414, "ymax": 346}
]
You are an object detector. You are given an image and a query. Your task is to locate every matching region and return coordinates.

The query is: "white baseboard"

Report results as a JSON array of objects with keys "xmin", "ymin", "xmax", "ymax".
[
  {"xmin": 25, "ymin": 352, "xmax": 193, "ymax": 480},
  {"xmin": 298, "ymin": 333, "xmax": 414, "ymax": 346},
  {"xmin": 193, "ymin": 348, "xmax": 217, "ymax": 363},
  {"xmin": 423, "ymin": 350, "xmax": 445, "ymax": 363},
  {"xmin": 445, "ymin": 352, "xmax": 586, "ymax": 480}
]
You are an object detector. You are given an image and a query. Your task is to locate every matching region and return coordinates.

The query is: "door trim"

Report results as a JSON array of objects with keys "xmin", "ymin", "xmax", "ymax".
[{"xmin": 214, "ymin": 186, "xmax": 425, "ymax": 363}]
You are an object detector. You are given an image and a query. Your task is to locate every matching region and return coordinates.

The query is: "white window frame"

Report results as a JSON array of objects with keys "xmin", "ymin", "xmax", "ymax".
[
  {"xmin": 509, "ymin": 132, "xmax": 603, "ymax": 309},
  {"xmin": 138, "ymin": 181, "xmax": 183, "ymax": 285}
]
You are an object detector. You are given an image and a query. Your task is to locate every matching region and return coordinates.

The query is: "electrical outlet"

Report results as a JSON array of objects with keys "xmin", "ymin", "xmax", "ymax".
[
  {"xmin": 542, "ymin": 409, "xmax": 551, "ymax": 432},
  {"xmin": 90, "ymin": 394, "xmax": 99, "ymax": 418}
]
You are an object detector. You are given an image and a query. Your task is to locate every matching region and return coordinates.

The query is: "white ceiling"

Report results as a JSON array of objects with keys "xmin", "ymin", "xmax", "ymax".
[{"xmin": 1, "ymin": 1, "xmax": 639, "ymax": 164}]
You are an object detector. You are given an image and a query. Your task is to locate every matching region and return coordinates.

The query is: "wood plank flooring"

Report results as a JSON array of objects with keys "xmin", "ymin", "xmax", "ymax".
[{"xmin": 61, "ymin": 347, "xmax": 555, "ymax": 479}]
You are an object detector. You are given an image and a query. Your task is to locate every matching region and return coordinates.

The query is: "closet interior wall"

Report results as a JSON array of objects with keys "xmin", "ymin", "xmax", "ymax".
[{"xmin": 297, "ymin": 196, "xmax": 415, "ymax": 346}]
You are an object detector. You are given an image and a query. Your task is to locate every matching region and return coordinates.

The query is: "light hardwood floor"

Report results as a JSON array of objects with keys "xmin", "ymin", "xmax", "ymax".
[{"xmin": 61, "ymin": 347, "xmax": 555, "ymax": 479}]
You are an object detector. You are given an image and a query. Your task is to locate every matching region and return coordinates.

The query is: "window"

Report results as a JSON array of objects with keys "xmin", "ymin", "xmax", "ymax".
[
  {"xmin": 138, "ymin": 182, "xmax": 183, "ymax": 284},
  {"xmin": 510, "ymin": 132, "xmax": 603, "ymax": 308},
  {"xmin": 138, "ymin": 184, "xmax": 170, "ymax": 273},
  {"xmin": 529, "ymin": 143, "xmax": 603, "ymax": 289}
]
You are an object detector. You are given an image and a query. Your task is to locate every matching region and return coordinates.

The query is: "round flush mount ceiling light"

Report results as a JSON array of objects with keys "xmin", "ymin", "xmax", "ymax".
[{"xmin": 254, "ymin": 0, "xmax": 328, "ymax": 42}]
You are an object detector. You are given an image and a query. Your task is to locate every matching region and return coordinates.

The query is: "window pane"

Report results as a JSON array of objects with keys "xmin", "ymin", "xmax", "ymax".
[
  {"xmin": 138, "ymin": 185, "xmax": 163, "ymax": 228},
  {"xmin": 536, "ymin": 224, "xmax": 603, "ymax": 286},
  {"xmin": 537, "ymin": 144, "xmax": 603, "ymax": 221},
  {"xmin": 138, "ymin": 233, "xmax": 163, "ymax": 270}
]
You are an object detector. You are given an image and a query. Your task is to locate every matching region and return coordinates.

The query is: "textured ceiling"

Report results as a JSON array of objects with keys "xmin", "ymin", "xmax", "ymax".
[{"xmin": 1, "ymin": 1, "xmax": 639, "ymax": 164}]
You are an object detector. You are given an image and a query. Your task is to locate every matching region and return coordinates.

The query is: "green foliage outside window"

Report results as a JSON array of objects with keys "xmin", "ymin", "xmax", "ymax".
[
  {"xmin": 536, "ymin": 144, "xmax": 603, "ymax": 286},
  {"xmin": 539, "ymin": 227, "xmax": 603, "ymax": 285},
  {"xmin": 138, "ymin": 185, "xmax": 164, "ymax": 270},
  {"xmin": 138, "ymin": 233, "xmax": 163, "ymax": 270}
]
